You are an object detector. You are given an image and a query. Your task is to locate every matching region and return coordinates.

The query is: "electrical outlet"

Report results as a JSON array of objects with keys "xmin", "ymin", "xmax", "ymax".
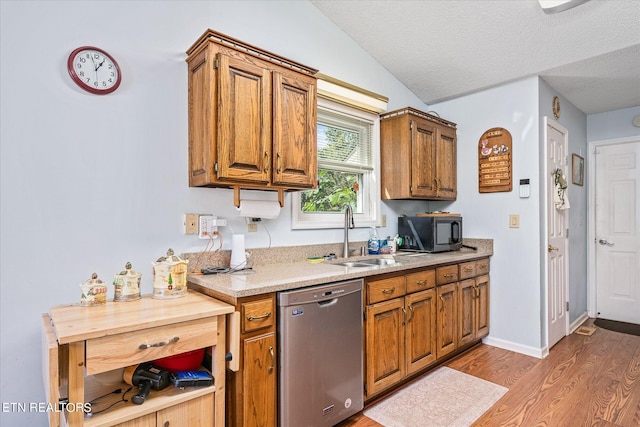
[
  {"xmin": 184, "ymin": 213, "xmax": 199, "ymax": 235},
  {"xmin": 509, "ymin": 214, "xmax": 520, "ymax": 228},
  {"xmin": 199, "ymin": 215, "xmax": 219, "ymax": 239},
  {"xmin": 247, "ymin": 223, "xmax": 258, "ymax": 233}
]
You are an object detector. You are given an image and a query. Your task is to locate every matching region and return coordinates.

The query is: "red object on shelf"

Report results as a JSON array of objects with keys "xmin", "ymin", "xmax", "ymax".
[{"xmin": 153, "ymin": 349, "xmax": 205, "ymax": 372}]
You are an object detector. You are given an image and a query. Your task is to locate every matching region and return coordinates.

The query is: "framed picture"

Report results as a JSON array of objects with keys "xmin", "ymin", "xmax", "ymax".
[{"xmin": 572, "ymin": 154, "xmax": 584, "ymax": 186}]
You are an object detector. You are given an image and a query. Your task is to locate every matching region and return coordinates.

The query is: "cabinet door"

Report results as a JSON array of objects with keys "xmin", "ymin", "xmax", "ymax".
[
  {"xmin": 114, "ymin": 413, "xmax": 156, "ymax": 427},
  {"xmin": 243, "ymin": 333, "xmax": 276, "ymax": 427},
  {"xmin": 365, "ymin": 298, "xmax": 405, "ymax": 397},
  {"xmin": 458, "ymin": 279, "xmax": 476, "ymax": 346},
  {"xmin": 272, "ymin": 71, "xmax": 317, "ymax": 188},
  {"xmin": 435, "ymin": 126, "xmax": 457, "ymax": 199},
  {"xmin": 436, "ymin": 283, "xmax": 458, "ymax": 358},
  {"xmin": 410, "ymin": 119, "xmax": 438, "ymax": 197},
  {"xmin": 217, "ymin": 53, "xmax": 271, "ymax": 184},
  {"xmin": 405, "ymin": 289, "xmax": 437, "ymax": 375},
  {"xmin": 157, "ymin": 394, "xmax": 214, "ymax": 427},
  {"xmin": 475, "ymin": 275, "xmax": 490, "ymax": 338}
]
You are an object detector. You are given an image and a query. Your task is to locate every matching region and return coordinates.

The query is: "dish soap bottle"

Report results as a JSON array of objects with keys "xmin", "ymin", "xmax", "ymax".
[{"xmin": 368, "ymin": 226, "xmax": 380, "ymax": 255}]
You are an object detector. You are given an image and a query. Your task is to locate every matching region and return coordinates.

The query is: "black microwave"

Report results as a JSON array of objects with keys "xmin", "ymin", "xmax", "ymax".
[{"xmin": 397, "ymin": 214, "xmax": 462, "ymax": 253}]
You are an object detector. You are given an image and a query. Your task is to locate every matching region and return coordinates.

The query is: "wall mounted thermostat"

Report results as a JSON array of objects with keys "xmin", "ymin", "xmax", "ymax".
[{"xmin": 519, "ymin": 179, "xmax": 530, "ymax": 198}]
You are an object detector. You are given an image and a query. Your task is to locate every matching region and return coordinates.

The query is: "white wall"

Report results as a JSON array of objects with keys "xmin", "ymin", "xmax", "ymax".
[
  {"xmin": 428, "ymin": 77, "xmax": 544, "ymax": 353},
  {"xmin": 0, "ymin": 2, "xmax": 427, "ymax": 425},
  {"xmin": 587, "ymin": 106, "xmax": 640, "ymax": 142}
]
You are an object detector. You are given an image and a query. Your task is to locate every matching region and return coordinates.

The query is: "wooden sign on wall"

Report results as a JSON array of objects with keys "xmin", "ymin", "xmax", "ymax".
[{"xmin": 478, "ymin": 127, "xmax": 512, "ymax": 193}]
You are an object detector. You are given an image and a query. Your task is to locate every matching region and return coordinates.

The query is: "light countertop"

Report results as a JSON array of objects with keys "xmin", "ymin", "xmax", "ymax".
[{"xmin": 188, "ymin": 239, "xmax": 492, "ymax": 300}]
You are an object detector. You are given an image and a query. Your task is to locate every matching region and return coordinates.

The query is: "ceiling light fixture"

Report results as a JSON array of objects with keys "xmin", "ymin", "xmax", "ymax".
[{"xmin": 538, "ymin": 0, "xmax": 590, "ymax": 14}]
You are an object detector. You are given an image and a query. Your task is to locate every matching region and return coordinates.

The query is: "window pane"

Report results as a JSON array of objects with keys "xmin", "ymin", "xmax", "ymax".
[{"xmin": 301, "ymin": 169, "xmax": 362, "ymax": 213}]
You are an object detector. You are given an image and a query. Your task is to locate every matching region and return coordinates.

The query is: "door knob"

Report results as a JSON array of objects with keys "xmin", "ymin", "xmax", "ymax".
[
  {"xmin": 548, "ymin": 245, "xmax": 559, "ymax": 252},
  {"xmin": 598, "ymin": 239, "xmax": 615, "ymax": 246}
]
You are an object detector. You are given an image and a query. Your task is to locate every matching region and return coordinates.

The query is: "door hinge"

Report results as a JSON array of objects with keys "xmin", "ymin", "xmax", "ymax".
[
  {"xmin": 214, "ymin": 162, "xmax": 218, "ymax": 173},
  {"xmin": 363, "ymin": 311, "xmax": 367, "ymax": 322},
  {"xmin": 566, "ymin": 301, "xmax": 569, "ymax": 312}
]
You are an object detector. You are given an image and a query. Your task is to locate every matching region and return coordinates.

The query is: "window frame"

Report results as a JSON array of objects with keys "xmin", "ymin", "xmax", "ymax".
[{"xmin": 292, "ymin": 95, "xmax": 383, "ymax": 230}]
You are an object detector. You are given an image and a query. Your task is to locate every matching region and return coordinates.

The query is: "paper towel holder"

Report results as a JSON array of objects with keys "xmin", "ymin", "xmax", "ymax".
[{"xmin": 233, "ymin": 186, "xmax": 284, "ymax": 208}]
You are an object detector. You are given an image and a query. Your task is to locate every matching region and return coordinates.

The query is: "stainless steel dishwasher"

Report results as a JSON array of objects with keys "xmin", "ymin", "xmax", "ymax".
[{"xmin": 277, "ymin": 279, "xmax": 363, "ymax": 427}]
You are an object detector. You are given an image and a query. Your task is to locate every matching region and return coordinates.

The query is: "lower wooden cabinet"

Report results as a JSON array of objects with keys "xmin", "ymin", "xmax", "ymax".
[
  {"xmin": 365, "ymin": 271, "xmax": 437, "ymax": 397},
  {"xmin": 436, "ymin": 282, "xmax": 458, "ymax": 358},
  {"xmin": 364, "ymin": 258, "xmax": 490, "ymax": 400},
  {"xmin": 225, "ymin": 294, "xmax": 277, "ymax": 427},
  {"xmin": 114, "ymin": 394, "xmax": 214, "ymax": 427},
  {"xmin": 243, "ymin": 333, "xmax": 277, "ymax": 427}
]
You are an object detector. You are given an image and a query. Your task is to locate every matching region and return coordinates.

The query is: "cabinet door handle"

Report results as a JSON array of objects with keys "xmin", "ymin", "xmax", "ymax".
[
  {"xmin": 138, "ymin": 336, "xmax": 179, "ymax": 350},
  {"xmin": 402, "ymin": 306, "xmax": 407, "ymax": 325},
  {"xmin": 276, "ymin": 152, "xmax": 282, "ymax": 173},
  {"xmin": 382, "ymin": 287, "xmax": 396, "ymax": 294},
  {"xmin": 264, "ymin": 151, "xmax": 270, "ymax": 173},
  {"xmin": 247, "ymin": 312, "xmax": 272, "ymax": 321},
  {"xmin": 434, "ymin": 177, "xmax": 439, "ymax": 191},
  {"xmin": 439, "ymin": 295, "xmax": 445, "ymax": 311},
  {"xmin": 407, "ymin": 305, "xmax": 414, "ymax": 323},
  {"xmin": 268, "ymin": 346, "xmax": 274, "ymax": 374}
]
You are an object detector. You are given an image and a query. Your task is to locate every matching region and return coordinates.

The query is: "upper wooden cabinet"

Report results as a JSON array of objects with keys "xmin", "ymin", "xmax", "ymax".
[
  {"xmin": 186, "ymin": 29, "xmax": 318, "ymax": 190},
  {"xmin": 380, "ymin": 107, "xmax": 457, "ymax": 200}
]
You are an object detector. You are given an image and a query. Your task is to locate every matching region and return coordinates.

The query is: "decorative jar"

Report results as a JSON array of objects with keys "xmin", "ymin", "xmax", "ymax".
[
  {"xmin": 80, "ymin": 273, "xmax": 108, "ymax": 306},
  {"xmin": 152, "ymin": 248, "xmax": 188, "ymax": 299},
  {"xmin": 113, "ymin": 262, "xmax": 141, "ymax": 301}
]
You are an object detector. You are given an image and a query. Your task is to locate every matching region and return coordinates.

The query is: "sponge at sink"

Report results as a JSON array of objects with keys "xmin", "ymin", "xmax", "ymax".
[{"xmin": 306, "ymin": 257, "xmax": 325, "ymax": 263}]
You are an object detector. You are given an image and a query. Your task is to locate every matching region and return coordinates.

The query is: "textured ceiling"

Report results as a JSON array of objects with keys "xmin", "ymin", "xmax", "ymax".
[{"xmin": 310, "ymin": 0, "xmax": 640, "ymax": 114}]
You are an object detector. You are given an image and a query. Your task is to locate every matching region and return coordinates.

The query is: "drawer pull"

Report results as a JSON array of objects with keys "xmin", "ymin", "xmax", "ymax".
[
  {"xmin": 463, "ymin": 267, "xmax": 473, "ymax": 272},
  {"xmin": 247, "ymin": 312, "xmax": 272, "ymax": 321},
  {"xmin": 382, "ymin": 287, "xmax": 396, "ymax": 294},
  {"xmin": 443, "ymin": 273, "xmax": 456, "ymax": 278},
  {"xmin": 138, "ymin": 336, "xmax": 179, "ymax": 350},
  {"xmin": 416, "ymin": 280, "xmax": 428, "ymax": 286}
]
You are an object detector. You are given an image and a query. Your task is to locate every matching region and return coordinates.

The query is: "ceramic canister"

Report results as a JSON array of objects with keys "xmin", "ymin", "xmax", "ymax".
[
  {"xmin": 152, "ymin": 248, "xmax": 188, "ymax": 299},
  {"xmin": 80, "ymin": 273, "xmax": 108, "ymax": 306},
  {"xmin": 113, "ymin": 262, "xmax": 142, "ymax": 301}
]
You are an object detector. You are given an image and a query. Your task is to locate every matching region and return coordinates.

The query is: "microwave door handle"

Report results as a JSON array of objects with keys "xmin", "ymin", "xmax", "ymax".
[
  {"xmin": 451, "ymin": 221, "xmax": 461, "ymax": 243},
  {"xmin": 407, "ymin": 220, "xmax": 426, "ymax": 251}
]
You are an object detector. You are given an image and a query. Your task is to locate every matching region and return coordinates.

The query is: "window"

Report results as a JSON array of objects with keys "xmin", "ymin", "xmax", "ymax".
[{"xmin": 292, "ymin": 77, "xmax": 387, "ymax": 229}]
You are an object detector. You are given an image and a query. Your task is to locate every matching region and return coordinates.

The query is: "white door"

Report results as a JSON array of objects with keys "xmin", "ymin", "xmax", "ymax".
[
  {"xmin": 595, "ymin": 141, "xmax": 640, "ymax": 324},
  {"xmin": 546, "ymin": 118, "xmax": 569, "ymax": 348}
]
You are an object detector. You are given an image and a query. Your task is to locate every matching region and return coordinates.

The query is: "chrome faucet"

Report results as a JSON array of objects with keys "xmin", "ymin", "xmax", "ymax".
[{"xmin": 343, "ymin": 204, "xmax": 355, "ymax": 258}]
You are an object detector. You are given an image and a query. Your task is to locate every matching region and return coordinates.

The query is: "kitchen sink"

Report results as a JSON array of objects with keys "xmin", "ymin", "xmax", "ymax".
[{"xmin": 332, "ymin": 258, "xmax": 402, "ymax": 268}]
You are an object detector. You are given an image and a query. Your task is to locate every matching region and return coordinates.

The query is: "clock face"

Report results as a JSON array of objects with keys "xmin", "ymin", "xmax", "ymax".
[{"xmin": 67, "ymin": 46, "xmax": 122, "ymax": 94}]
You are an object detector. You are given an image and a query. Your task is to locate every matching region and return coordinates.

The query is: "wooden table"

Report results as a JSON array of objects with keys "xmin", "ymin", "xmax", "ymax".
[{"xmin": 42, "ymin": 291, "xmax": 234, "ymax": 427}]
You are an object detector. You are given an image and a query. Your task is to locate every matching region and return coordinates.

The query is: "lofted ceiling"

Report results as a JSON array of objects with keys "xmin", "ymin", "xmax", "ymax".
[{"xmin": 310, "ymin": 0, "xmax": 640, "ymax": 115}]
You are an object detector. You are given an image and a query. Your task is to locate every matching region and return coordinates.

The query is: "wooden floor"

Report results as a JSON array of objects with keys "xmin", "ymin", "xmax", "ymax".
[{"xmin": 339, "ymin": 318, "xmax": 640, "ymax": 426}]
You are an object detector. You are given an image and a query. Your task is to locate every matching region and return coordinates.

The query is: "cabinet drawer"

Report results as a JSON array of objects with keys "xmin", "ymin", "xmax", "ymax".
[
  {"xmin": 86, "ymin": 316, "xmax": 217, "ymax": 375},
  {"xmin": 476, "ymin": 258, "xmax": 490, "ymax": 275},
  {"xmin": 367, "ymin": 276, "xmax": 407, "ymax": 304},
  {"xmin": 436, "ymin": 265, "xmax": 459, "ymax": 285},
  {"xmin": 406, "ymin": 269, "xmax": 436, "ymax": 293},
  {"xmin": 242, "ymin": 298, "xmax": 275, "ymax": 333},
  {"xmin": 459, "ymin": 262, "xmax": 477, "ymax": 279}
]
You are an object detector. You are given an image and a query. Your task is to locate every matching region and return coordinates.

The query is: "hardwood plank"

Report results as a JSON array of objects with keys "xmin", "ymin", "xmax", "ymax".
[{"xmin": 338, "ymin": 318, "xmax": 640, "ymax": 427}]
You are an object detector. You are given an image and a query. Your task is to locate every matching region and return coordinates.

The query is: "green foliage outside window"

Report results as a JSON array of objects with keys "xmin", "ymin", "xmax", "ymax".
[{"xmin": 301, "ymin": 126, "xmax": 360, "ymax": 212}]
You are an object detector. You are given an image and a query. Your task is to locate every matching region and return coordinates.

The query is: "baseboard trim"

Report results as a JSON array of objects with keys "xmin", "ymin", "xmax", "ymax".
[
  {"xmin": 570, "ymin": 312, "xmax": 590, "ymax": 333},
  {"xmin": 482, "ymin": 336, "xmax": 546, "ymax": 359}
]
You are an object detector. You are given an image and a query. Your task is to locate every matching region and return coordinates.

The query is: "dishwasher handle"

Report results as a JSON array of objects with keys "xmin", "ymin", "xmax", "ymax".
[{"xmin": 317, "ymin": 298, "xmax": 338, "ymax": 307}]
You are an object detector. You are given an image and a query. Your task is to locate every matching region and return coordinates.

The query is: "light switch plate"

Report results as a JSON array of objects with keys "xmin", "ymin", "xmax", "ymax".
[{"xmin": 509, "ymin": 214, "xmax": 520, "ymax": 228}]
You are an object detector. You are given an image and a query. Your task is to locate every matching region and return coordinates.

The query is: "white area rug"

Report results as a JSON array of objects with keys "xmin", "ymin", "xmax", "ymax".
[{"xmin": 364, "ymin": 367, "xmax": 508, "ymax": 427}]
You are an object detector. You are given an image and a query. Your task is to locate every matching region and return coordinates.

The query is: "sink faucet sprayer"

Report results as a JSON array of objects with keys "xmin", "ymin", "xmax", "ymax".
[{"xmin": 343, "ymin": 204, "xmax": 355, "ymax": 258}]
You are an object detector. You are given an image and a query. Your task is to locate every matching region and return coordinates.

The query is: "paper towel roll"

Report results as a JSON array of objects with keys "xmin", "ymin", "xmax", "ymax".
[
  {"xmin": 237, "ymin": 199, "xmax": 281, "ymax": 219},
  {"xmin": 230, "ymin": 234, "xmax": 247, "ymax": 268}
]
